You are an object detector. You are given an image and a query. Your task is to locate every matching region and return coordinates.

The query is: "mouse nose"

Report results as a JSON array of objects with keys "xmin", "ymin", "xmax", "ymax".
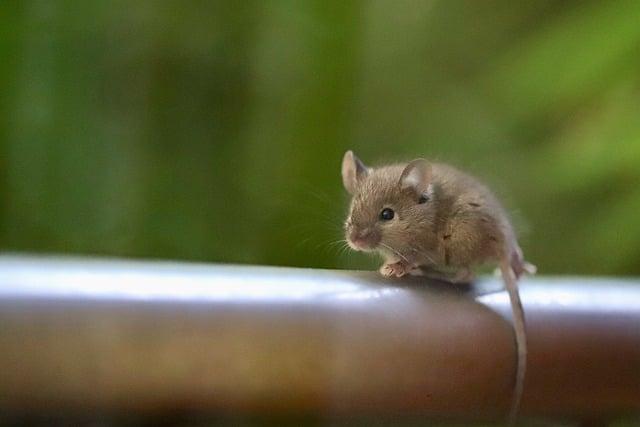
[
  {"xmin": 355, "ymin": 229, "xmax": 372, "ymax": 240},
  {"xmin": 348, "ymin": 228, "xmax": 379, "ymax": 249}
]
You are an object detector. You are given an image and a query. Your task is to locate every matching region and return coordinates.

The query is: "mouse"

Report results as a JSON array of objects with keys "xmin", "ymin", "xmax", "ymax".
[{"xmin": 341, "ymin": 150, "xmax": 536, "ymax": 425}]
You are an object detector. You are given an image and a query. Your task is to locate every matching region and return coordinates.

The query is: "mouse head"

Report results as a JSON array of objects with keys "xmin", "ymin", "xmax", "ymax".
[{"xmin": 341, "ymin": 150, "xmax": 434, "ymax": 257}]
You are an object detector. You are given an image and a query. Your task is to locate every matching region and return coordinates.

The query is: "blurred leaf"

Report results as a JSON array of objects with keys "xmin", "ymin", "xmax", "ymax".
[{"xmin": 2, "ymin": 1, "xmax": 640, "ymax": 275}]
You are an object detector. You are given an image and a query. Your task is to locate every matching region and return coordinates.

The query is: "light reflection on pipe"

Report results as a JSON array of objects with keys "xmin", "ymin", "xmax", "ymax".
[
  {"xmin": 477, "ymin": 278, "xmax": 640, "ymax": 314},
  {"xmin": 0, "ymin": 257, "xmax": 407, "ymax": 303},
  {"xmin": 1, "ymin": 256, "xmax": 639, "ymax": 313}
]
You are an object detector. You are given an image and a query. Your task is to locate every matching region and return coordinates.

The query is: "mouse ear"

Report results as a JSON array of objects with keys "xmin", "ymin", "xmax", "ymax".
[
  {"xmin": 342, "ymin": 150, "xmax": 369, "ymax": 195},
  {"xmin": 399, "ymin": 159, "xmax": 432, "ymax": 196}
]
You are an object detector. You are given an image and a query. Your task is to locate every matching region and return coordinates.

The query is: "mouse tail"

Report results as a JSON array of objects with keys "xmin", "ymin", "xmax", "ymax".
[{"xmin": 500, "ymin": 254, "xmax": 527, "ymax": 426}]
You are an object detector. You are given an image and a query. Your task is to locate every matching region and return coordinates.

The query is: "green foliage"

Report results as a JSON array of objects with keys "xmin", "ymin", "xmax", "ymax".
[{"xmin": 2, "ymin": 1, "xmax": 639, "ymax": 275}]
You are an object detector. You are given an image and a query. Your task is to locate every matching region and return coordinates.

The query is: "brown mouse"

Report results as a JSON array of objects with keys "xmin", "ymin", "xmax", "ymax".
[{"xmin": 341, "ymin": 150, "xmax": 535, "ymax": 424}]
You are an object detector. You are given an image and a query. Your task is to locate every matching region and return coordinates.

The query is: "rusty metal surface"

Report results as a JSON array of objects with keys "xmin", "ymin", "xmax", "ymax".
[{"xmin": 0, "ymin": 255, "xmax": 638, "ymax": 423}]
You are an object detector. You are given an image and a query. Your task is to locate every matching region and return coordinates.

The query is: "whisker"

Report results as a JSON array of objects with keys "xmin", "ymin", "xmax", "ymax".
[
  {"xmin": 315, "ymin": 237, "xmax": 352, "ymax": 258},
  {"xmin": 338, "ymin": 241, "xmax": 352, "ymax": 257},
  {"xmin": 407, "ymin": 244, "xmax": 434, "ymax": 265},
  {"xmin": 326, "ymin": 239, "xmax": 348, "ymax": 248},
  {"xmin": 379, "ymin": 242, "xmax": 410, "ymax": 264}
]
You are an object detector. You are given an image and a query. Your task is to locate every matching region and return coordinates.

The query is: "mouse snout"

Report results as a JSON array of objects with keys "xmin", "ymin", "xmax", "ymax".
[{"xmin": 347, "ymin": 227, "xmax": 380, "ymax": 251}]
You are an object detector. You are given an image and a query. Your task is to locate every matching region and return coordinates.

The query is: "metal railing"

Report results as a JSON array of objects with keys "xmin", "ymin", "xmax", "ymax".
[{"xmin": 0, "ymin": 255, "xmax": 638, "ymax": 425}]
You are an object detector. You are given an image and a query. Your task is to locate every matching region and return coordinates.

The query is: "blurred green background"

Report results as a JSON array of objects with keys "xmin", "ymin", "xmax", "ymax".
[{"xmin": 1, "ymin": 0, "xmax": 640, "ymax": 275}]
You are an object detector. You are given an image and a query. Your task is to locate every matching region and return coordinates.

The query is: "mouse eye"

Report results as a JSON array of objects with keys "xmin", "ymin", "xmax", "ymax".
[
  {"xmin": 379, "ymin": 208, "xmax": 394, "ymax": 221},
  {"xmin": 419, "ymin": 194, "xmax": 429, "ymax": 204}
]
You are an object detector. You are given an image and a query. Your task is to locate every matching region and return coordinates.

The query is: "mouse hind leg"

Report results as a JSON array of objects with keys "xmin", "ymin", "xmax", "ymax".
[
  {"xmin": 493, "ymin": 245, "xmax": 536, "ymax": 279},
  {"xmin": 510, "ymin": 244, "xmax": 537, "ymax": 278}
]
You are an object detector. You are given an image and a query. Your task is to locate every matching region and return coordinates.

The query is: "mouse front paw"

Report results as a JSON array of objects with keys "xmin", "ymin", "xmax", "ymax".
[{"xmin": 379, "ymin": 261, "xmax": 409, "ymax": 278}]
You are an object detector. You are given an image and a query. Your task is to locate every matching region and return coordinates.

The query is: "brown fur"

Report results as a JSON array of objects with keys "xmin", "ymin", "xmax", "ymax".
[
  {"xmin": 344, "ymin": 159, "xmax": 516, "ymax": 270},
  {"xmin": 341, "ymin": 151, "xmax": 535, "ymax": 425}
]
